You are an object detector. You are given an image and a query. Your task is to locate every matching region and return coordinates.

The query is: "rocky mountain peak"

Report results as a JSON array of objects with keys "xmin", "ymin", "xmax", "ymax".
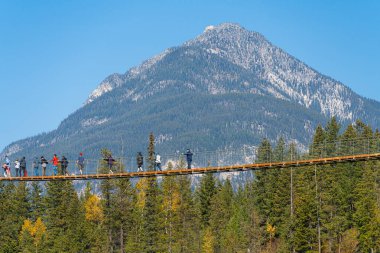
[
  {"xmin": 184, "ymin": 23, "xmax": 268, "ymax": 70},
  {"xmin": 83, "ymin": 23, "xmax": 371, "ymax": 123}
]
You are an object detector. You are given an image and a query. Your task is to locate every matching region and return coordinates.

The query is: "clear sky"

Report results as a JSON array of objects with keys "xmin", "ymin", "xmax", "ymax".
[{"xmin": 0, "ymin": 0, "xmax": 379, "ymax": 151}]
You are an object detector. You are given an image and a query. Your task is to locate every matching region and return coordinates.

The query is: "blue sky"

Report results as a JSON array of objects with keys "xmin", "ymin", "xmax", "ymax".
[{"xmin": 0, "ymin": 0, "xmax": 379, "ymax": 151}]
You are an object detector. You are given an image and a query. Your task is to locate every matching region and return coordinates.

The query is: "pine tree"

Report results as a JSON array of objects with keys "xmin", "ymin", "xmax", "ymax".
[
  {"xmin": 209, "ymin": 179, "xmax": 233, "ymax": 252},
  {"xmin": 241, "ymin": 181, "xmax": 264, "ymax": 252},
  {"xmin": 353, "ymin": 161, "xmax": 380, "ymax": 252},
  {"xmin": 0, "ymin": 182, "xmax": 20, "ymax": 252},
  {"xmin": 142, "ymin": 177, "xmax": 163, "ymax": 252},
  {"xmin": 99, "ymin": 148, "xmax": 117, "ymax": 252},
  {"xmin": 161, "ymin": 162, "xmax": 181, "ymax": 252},
  {"xmin": 30, "ymin": 182, "xmax": 44, "ymax": 222},
  {"xmin": 292, "ymin": 166, "xmax": 318, "ymax": 252},
  {"xmin": 126, "ymin": 177, "xmax": 148, "ymax": 252},
  {"xmin": 44, "ymin": 180, "xmax": 87, "ymax": 252},
  {"xmin": 175, "ymin": 173, "xmax": 200, "ymax": 252},
  {"xmin": 197, "ymin": 173, "xmax": 217, "ymax": 227},
  {"xmin": 310, "ymin": 124, "xmax": 325, "ymax": 158},
  {"xmin": 111, "ymin": 178, "xmax": 135, "ymax": 252},
  {"xmin": 222, "ymin": 187, "xmax": 249, "ymax": 252},
  {"xmin": 141, "ymin": 132, "xmax": 164, "ymax": 252},
  {"xmin": 325, "ymin": 117, "xmax": 340, "ymax": 156}
]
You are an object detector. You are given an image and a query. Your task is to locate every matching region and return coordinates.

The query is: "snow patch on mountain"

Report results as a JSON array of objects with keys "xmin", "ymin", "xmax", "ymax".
[
  {"xmin": 204, "ymin": 25, "xmax": 215, "ymax": 32},
  {"xmin": 86, "ymin": 73, "xmax": 125, "ymax": 104},
  {"xmin": 155, "ymin": 134, "xmax": 173, "ymax": 145},
  {"xmin": 5, "ymin": 144, "xmax": 22, "ymax": 156},
  {"xmin": 127, "ymin": 49, "xmax": 172, "ymax": 79},
  {"xmin": 81, "ymin": 117, "xmax": 109, "ymax": 127}
]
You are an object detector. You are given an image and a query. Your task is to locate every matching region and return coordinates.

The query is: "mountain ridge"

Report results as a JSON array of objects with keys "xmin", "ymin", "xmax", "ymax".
[{"xmin": 85, "ymin": 23, "xmax": 369, "ymax": 121}]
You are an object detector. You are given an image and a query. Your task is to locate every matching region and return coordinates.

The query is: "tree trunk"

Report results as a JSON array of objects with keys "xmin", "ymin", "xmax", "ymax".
[{"xmin": 120, "ymin": 225, "xmax": 124, "ymax": 253}]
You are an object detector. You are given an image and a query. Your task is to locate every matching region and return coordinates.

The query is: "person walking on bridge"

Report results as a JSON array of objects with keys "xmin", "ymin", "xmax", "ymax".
[
  {"xmin": 2, "ymin": 163, "xmax": 9, "ymax": 177},
  {"xmin": 184, "ymin": 149, "xmax": 193, "ymax": 169},
  {"xmin": 155, "ymin": 153, "xmax": 162, "ymax": 171},
  {"xmin": 76, "ymin": 152, "xmax": 85, "ymax": 175},
  {"xmin": 61, "ymin": 156, "xmax": 68, "ymax": 175},
  {"xmin": 32, "ymin": 157, "xmax": 39, "ymax": 176},
  {"xmin": 14, "ymin": 159, "xmax": 20, "ymax": 177},
  {"xmin": 20, "ymin": 157, "xmax": 27, "ymax": 177},
  {"xmin": 4, "ymin": 155, "xmax": 10, "ymax": 168},
  {"xmin": 104, "ymin": 155, "xmax": 115, "ymax": 174},
  {"xmin": 51, "ymin": 154, "xmax": 59, "ymax": 176},
  {"xmin": 40, "ymin": 156, "xmax": 48, "ymax": 176},
  {"xmin": 137, "ymin": 152, "xmax": 144, "ymax": 172},
  {"xmin": 3, "ymin": 155, "xmax": 11, "ymax": 177}
]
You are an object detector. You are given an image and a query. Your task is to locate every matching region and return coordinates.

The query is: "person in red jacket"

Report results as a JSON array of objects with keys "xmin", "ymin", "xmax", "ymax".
[{"xmin": 51, "ymin": 154, "xmax": 59, "ymax": 176}]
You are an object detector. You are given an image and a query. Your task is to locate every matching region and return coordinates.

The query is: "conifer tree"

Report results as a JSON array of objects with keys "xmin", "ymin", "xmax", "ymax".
[
  {"xmin": 292, "ymin": 166, "xmax": 318, "ymax": 252},
  {"xmin": 44, "ymin": 180, "xmax": 87, "ymax": 252},
  {"xmin": 141, "ymin": 132, "xmax": 164, "ymax": 252},
  {"xmin": 30, "ymin": 182, "xmax": 44, "ymax": 222},
  {"xmin": 354, "ymin": 161, "xmax": 380, "ymax": 252},
  {"xmin": 0, "ymin": 182, "xmax": 20, "ymax": 251},
  {"xmin": 222, "ymin": 187, "xmax": 249, "ymax": 252},
  {"xmin": 126, "ymin": 177, "xmax": 147, "ymax": 252},
  {"xmin": 161, "ymin": 162, "xmax": 181, "ymax": 252},
  {"xmin": 209, "ymin": 179, "xmax": 233, "ymax": 252},
  {"xmin": 325, "ymin": 117, "xmax": 340, "ymax": 156},
  {"xmin": 197, "ymin": 173, "xmax": 217, "ymax": 227},
  {"xmin": 176, "ymin": 173, "xmax": 200, "ymax": 252},
  {"xmin": 112, "ymin": 178, "xmax": 135, "ymax": 253},
  {"xmin": 252, "ymin": 139, "xmax": 273, "ymax": 242},
  {"xmin": 99, "ymin": 148, "xmax": 117, "ymax": 252},
  {"xmin": 310, "ymin": 124, "xmax": 325, "ymax": 158}
]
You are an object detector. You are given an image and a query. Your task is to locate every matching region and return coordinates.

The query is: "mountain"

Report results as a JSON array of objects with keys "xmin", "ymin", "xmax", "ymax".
[{"xmin": 2, "ymin": 23, "xmax": 380, "ymax": 165}]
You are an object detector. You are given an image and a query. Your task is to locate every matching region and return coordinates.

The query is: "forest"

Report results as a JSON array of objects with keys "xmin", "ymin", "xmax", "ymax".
[{"xmin": 1, "ymin": 118, "xmax": 380, "ymax": 252}]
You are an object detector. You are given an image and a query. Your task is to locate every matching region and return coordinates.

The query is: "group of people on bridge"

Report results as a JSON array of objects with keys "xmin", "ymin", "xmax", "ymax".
[
  {"xmin": 2, "ymin": 153, "xmax": 85, "ymax": 177},
  {"xmin": 1, "ymin": 149, "xmax": 193, "ymax": 177},
  {"xmin": 130, "ymin": 149, "xmax": 194, "ymax": 172}
]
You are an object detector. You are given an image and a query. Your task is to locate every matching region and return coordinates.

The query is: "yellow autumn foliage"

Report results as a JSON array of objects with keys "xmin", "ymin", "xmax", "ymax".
[
  {"xmin": 85, "ymin": 195, "xmax": 104, "ymax": 222},
  {"xmin": 202, "ymin": 227, "xmax": 215, "ymax": 253},
  {"xmin": 33, "ymin": 217, "xmax": 46, "ymax": 244},
  {"xmin": 266, "ymin": 223, "xmax": 276, "ymax": 238},
  {"xmin": 21, "ymin": 219, "xmax": 34, "ymax": 236},
  {"xmin": 162, "ymin": 183, "xmax": 181, "ymax": 212},
  {"xmin": 20, "ymin": 217, "xmax": 47, "ymax": 246},
  {"xmin": 136, "ymin": 177, "xmax": 149, "ymax": 209}
]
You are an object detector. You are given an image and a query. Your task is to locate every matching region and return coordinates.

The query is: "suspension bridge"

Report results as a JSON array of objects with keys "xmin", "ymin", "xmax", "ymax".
[{"xmin": 2, "ymin": 137, "xmax": 380, "ymax": 181}]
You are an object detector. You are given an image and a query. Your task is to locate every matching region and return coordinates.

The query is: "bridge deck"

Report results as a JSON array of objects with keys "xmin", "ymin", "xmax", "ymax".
[{"xmin": 1, "ymin": 153, "xmax": 380, "ymax": 181}]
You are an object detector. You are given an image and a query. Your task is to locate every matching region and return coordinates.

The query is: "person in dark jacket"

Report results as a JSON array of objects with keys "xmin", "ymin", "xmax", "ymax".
[
  {"xmin": 20, "ymin": 157, "xmax": 27, "ymax": 177},
  {"xmin": 136, "ymin": 152, "xmax": 143, "ymax": 172},
  {"xmin": 104, "ymin": 155, "xmax": 115, "ymax": 174},
  {"xmin": 184, "ymin": 149, "xmax": 193, "ymax": 169},
  {"xmin": 40, "ymin": 156, "xmax": 48, "ymax": 176},
  {"xmin": 61, "ymin": 156, "xmax": 68, "ymax": 175}
]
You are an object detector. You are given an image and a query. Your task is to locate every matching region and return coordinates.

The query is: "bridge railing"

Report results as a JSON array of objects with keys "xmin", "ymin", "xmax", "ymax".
[{"xmin": 3, "ymin": 137, "xmax": 380, "ymax": 178}]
